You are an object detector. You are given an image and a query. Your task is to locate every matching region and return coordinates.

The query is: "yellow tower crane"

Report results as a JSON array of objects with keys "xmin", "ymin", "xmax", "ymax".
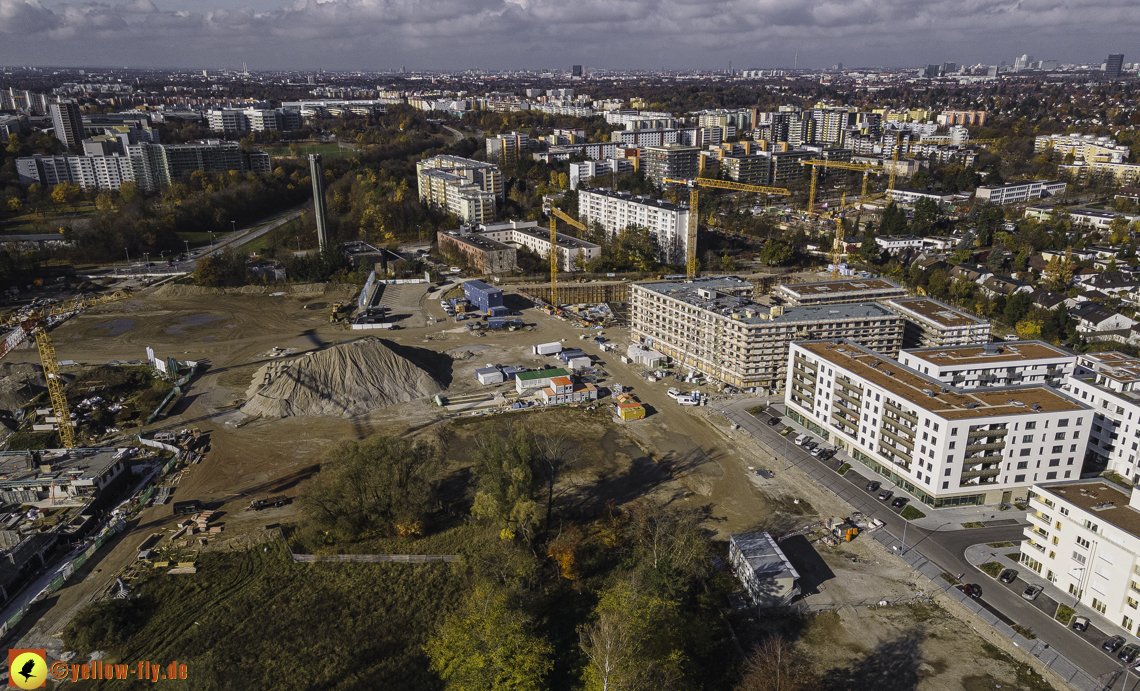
[
  {"xmin": 662, "ymin": 178, "xmax": 791, "ymax": 278},
  {"xmin": 802, "ymin": 160, "xmax": 887, "ymax": 214},
  {"xmin": 0, "ymin": 314, "xmax": 78, "ymax": 447},
  {"xmin": 548, "ymin": 207, "xmax": 586, "ymax": 308}
]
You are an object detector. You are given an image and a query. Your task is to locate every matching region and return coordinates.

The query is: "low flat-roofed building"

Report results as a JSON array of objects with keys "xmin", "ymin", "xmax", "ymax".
[
  {"xmin": 728, "ymin": 532, "xmax": 800, "ymax": 608},
  {"xmin": 437, "ymin": 229, "xmax": 516, "ymax": 275},
  {"xmin": 632, "ymin": 277, "xmax": 903, "ymax": 391},
  {"xmin": 887, "ymin": 297, "xmax": 991, "ymax": 348},
  {"xmin": 1020, "ymin": 480, "xmax": 1140, "ymax": 639},
  {"xmin": 898, "ymin": 341, "xmax": 1074, "ymax": 389},
  {"xmin": 479, "ymin": 220, "xmax": 600, "ymax": 272},
  {"xmin": 0, "ymin": 448, "xmax": 130, "ymax": 506},
  {"xmin": 787, "ymin": 340, "xmax": 1090, "ymax": 507},
  {"xmin": 775, "ymin": 277, "xmax": 907, "ymax": 306}
]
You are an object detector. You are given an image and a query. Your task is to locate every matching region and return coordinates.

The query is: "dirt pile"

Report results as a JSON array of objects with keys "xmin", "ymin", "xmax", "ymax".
[
  {"xmin": 150, "ymin": 283, "xmax": 358, "ymax": 299},
  {"xmin": 240, "ymin": 338, "xmax": 446, "ymax": 418},
  {"xmin": 0, "ymin": 363, "xmax": 47, "ymax": 431}
]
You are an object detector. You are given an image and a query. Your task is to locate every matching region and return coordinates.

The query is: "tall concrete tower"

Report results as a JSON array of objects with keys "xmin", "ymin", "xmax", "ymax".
[{"xmin": 308, "ymin": 153, "xmax": 329, "ymax": 251}]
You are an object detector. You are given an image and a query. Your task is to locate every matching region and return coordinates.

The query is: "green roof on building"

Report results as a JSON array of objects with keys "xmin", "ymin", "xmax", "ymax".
[{"xmin": 515, "ymin": 368, "xmax": 569, "ymax": 382}]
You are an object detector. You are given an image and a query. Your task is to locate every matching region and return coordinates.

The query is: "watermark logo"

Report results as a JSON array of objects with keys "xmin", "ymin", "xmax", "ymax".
[{"xmin": 7, "ymin": 650, "xmax": 46, "ymax": 689}]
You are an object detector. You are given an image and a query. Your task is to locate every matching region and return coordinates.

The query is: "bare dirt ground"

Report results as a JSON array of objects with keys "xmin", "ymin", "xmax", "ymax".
[{"xmin": 2, "ymin": 279, "xmax": 1049, "ymax": 690}]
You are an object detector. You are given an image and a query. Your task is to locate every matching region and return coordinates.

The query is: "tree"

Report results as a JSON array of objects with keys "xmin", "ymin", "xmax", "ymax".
[
  {"xmin": 1043, "ymin": 253, "xmax": 1076, "ymax": 292},
  {"xmin": 759, "ymin": 239, "xmax": 794, "ymax": 266},
  {"xmin": 1109, "ymin": 216, "xmax": 1131, "ymax": 244},
  {"xmin": 735, "ymin": 636, "xmax": 822, "ymax": 691},
  {"xmin": 975, "ymin": 206, "xmax": 1004, "ymax": 247},
  {"xmin": 857, "ymin": 225, "xmax": 881, "ymax": 263},
  {"xmin": 192, "ymin": 256, "xmax": 224, "ymax": 287},
  {"xmin": 117, "ymin": 181, "xmax": 139, "ymax": 204},
  {"xmin": 908, "ymin": 170, "xmax": 929, "ymax": 190},
  {"xmin": 984, "ymin": 169, "xmax": 1004, "ymax": 186},
  {"xmin": 1016, "ymin": 319, "xmax": 1043, "ymax": 340},
  {"xmin": 1003, "ymin": 292, "xmax": 1033, "ymax": 325},
  {"xmin": 879, "ymin": 202, "xmax": 908, "ymax": 236},
  {"xmin": 910, "ymin": 197, "xmax": 939, "ymax": 236},
  {"xmin": 50, "ymin": 182, "xmax": 81, "ymax": 207},
  {"xmin": 425, "ymin": 583, "xmax": 553, "ymax": 691},
  {"xmin": 300, "ymin": 434, "xmax": 442, "ymax": 539},
  {"xmin": 471, "ymin": 426, "xmax": 541, "ymax": 542}
]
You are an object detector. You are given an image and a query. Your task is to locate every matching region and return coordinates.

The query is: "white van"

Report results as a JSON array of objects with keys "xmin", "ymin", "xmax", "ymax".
[
  {"xmin": 676, "ymin": 396, "xmax": 699, "ymax": 406},
  {"xmin": 794, "ymin": 434, "xmax": 808, "ymax": 445}
]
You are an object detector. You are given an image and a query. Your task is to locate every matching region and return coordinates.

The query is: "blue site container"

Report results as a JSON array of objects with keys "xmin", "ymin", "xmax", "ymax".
[{"xmin": 464, "ymin": 280, "xmax": 504, "ymax": 314}]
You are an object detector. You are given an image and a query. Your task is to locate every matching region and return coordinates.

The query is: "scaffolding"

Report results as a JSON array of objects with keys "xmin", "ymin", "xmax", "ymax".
[{"xmin": 518, "ymin": 283, "xmax": 630, "ymax": 305}]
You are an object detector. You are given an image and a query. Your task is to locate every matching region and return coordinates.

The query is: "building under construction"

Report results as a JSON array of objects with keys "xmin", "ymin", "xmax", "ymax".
[{"xmin": 630, "ymin": 277, "xmax": 903, "ymax": 391}]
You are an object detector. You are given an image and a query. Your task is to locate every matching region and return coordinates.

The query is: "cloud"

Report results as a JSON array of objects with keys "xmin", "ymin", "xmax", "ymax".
[{"xmin": 1, "ymin": 0, "xmax": 1138, "ymax": 68}]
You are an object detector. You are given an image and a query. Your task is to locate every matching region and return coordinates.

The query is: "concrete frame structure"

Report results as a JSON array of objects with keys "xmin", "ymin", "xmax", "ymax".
[
  {"xmin": 729, "ymin": 532, "xmax": 800, "ymax": 608},
  {"xmin": 630, "ymin": 277, "xmax": 903, "ymax": 391},
  {"xmin": 886, "ymin": 297, "xmax": 992, "ymax": 348},
  {"xmin": 775, "ymin": 278, "xmax": 908, "ymax": 307},
  {"xmin": 786, "ymin": 340, "xmax": 1091, "ymax": 507},
  {"xmin": 309, "ymin": 153, "xmax": 329, "ymax": 251}
]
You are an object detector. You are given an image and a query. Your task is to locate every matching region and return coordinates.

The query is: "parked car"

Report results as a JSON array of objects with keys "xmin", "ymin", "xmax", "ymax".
[
  {"xmin": 449, "ymin": 267, "xmax": 461, "ymax": 273},
  {"xmin": 1071, "ymin": 616, "xmax": 1090, "ymax": 632},
  {"xmin": 1021, "ymin": 585, "xmax": 1043, "ymax": 601},
  {"xmin": 866, "ymin": 481, "xmax": 881, "ymax": 492},
  {"xmin": 1121, "ymin": 644, "xmax": 1140, "ymax": 663},
  {"xmin": 999, "ymin": 569, "xmax": 1018, "ymax": 584},
  {"xmin": 878, "ymin": 489, "xmax": 894, "ymax": 501},
  {"xmin": 440, "ymin": 300, "xmax": 448, "ymax": 307},
  {"xmin": 666, "ymin": 388, "xmax": 681, "ymax": 399},
  {"xmin": 891, "ymin": 497, "xmax": 908, "ymax": 508},
  {"xmin": 810, "ymin": 446, "xmax": 826, "ymax": 457},
  {"xmin": 818, "ymin": 449, "xmax": 836, "ymax": 460},
  {"xmin": 1103, "ymin": 635, "xmax": 1126, "ymax": 653},
  {"xmin": 803, "ymin": 441, "xmax": 818, "ymax": 451},
  {"xmin": 794, "ymin": 434, "xmax": 809, "ymax": 446},
  {"xmin": 963, "ymin": 584, "xmax": 982, "ymax": 598},
  {"xmin": 766, "ymin": 417, "xmax": 781, "ymax": 426}
]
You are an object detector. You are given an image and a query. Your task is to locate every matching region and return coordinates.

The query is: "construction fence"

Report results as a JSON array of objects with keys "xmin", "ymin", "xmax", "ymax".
[{"xmin": 278, "ymin": 528, "xmax": 456, "ymax": 564}]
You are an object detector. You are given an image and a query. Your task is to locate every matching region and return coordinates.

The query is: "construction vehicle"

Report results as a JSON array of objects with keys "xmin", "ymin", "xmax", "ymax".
[
  {"xmin": 248, "ymin": 495, "xmax": 291, "ymax": 511},
  {"xmin": 549, "ymin": 207, "xmax": 587, "ymax": 309},
  {"xmin": 662, "ymin": 178, "xmax": 791, "ymax": 279},
  {"xmin": 330, "ymin": 302, "xmax": 347, "ymax": 322}
]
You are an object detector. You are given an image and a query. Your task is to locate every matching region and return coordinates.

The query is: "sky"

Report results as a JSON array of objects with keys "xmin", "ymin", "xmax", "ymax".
[{"xmin": 0, "ymin": 0, "xmax": 1136, "ymax": 72}]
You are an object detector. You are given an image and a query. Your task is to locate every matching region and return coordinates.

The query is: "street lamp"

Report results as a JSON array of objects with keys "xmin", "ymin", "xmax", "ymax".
[
  {"xmin": 231, "ymin": 220, "xmax": 237, "ymax": 235},
  {"xmin": 124, "ymin": 248, "xmax": 130, "ymax": 266},
  {"xmin": 183, "ymin": 240, "xmax": 190, "ymax": 256}
]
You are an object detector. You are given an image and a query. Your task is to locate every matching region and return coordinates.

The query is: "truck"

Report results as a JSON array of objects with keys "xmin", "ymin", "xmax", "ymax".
[
  {"xmin": 172, "ymin": 500, "xmax": 205, "ymax": 516},
  {"xmin": 533, "ymin": 342, "xmax": 562, "ymax": 356},
  {"xmin": 248, "ymin": 495, "xmax": 291, "ymax": 511}
]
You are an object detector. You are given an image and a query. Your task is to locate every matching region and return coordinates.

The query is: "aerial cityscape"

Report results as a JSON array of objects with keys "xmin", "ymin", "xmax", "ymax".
[{"xmin": 2, "ymin": 28, "xmax": 1140, "ymax": 691}]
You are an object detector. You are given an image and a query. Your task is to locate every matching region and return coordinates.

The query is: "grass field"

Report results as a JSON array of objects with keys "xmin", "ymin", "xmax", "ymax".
[
  {"xmin": 64, "ymin": 539, "xmax": 463, "ymax": 691},
  {"xmin": 264, "ymin": 143, "xmax": 359, "ymax": 159},
  {"xmin": 1, "ymin": 204, "xmax": 98, "ymax": 233}
]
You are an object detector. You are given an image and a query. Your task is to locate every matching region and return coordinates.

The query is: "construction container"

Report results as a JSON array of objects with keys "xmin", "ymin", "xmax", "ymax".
[
  {"xmin": 557, "ymin": 348, "xmax": 586, "ymax": 363},
  {"xmin": 501, "ymin": 366, "xmax": 526, "ymax": 380},
  {"xmin": 464, "ymin": 280, "xmax": 504, "ymax": 314},
  {"xmin": 533, "ymin": 342, "xmax": 562, "ymax": 356},
  {"xmin": 567, "ymin": 356, "xmax": 591, "ymax": 370},
  {"xmin": 476, "ymin": 367, "xmax": 505, "ymax": 385},
  {"xmin": 515, "ymin": 367, "xmax": 569, "ymax": 394},
  {"xmin": 618, "ymin": 403, "xmax": 645, "ymax": 421},
  {"xmin": 487, "ymin": 306, "xmax": 510, "ymax": 318}
]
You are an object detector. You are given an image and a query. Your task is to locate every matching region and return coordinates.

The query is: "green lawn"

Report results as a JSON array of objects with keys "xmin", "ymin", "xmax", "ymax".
[
  {"xmin": 264, "ymin": 143, "xmax": 359, "ymax": 159},
  {"xmin": 901, "ymin": 505, "xmax": 926, "ymax": 520},
  {"xmin": 979, "ymin": 561, "xmax": 1004, "ymax": 578}
]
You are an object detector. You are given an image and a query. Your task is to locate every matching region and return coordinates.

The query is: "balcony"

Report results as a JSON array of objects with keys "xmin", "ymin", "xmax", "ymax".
[
  {"xmin": 793, "ymin": 357, "xmax": 818, "ymax": 373},
  {"xmin": 968, "ymin": 428, "xmax": 1009, "ymax": 439},
  {"xmin": 831, "ymin": 408, "xmax": 858, "ymax": 426},
  {"xmin": 1026, "ymin": 525, "xmax": 1050, "ymax": 540},
  {"xmin": 884, "ymin": 401, "xmax": 917, "ymax": 423},
  {"xmin": 1025, "ymin": 538, "xmax": 1046, "ymax": 554},
  {"xmin": 878, "ymin": 445, "xmax": 912, "ymax": 466},
  {"xmin": 965, "ymin": 442, "xmax": 1006, "ymax": 453},
  {"xmin": 960, "ymin": 467, "xmax": 1001, "ymax": 480},
  {"xmin": 962, "ymin": 454, "xmax": 1002, "ymax": 465},
  {"xmin": 880, "ymin": 427, "xmax": 915, "ymax": 450},
  {"xmin": 834, "ymin": 387, "xmax": 862, "ymax": 406}
]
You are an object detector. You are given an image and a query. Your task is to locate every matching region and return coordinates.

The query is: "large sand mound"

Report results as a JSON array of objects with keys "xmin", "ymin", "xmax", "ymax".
[{"xmin": 240, "ymin": 338, "xmax": 446, "ymax": 418}]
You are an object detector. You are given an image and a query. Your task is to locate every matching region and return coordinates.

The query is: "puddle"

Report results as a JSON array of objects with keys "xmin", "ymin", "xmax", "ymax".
[
  {"xmin": 223, "ymin": 325, "xmax": 237, "ymax": 329},
  {"xmin": 92, "ymin": 319, "xmax": 135, "ymax": 336},
  {"xmin": 166, "ymin": 314, "xmax": 225, "ymax": 335},
  {"xmin": 200, "ymin": 337, "xmax": 216, "ymax": 342}
]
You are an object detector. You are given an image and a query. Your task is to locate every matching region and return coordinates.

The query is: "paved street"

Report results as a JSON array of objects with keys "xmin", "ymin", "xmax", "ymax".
[{"xmin": 713, "ymin": 397, "xmax": 1139, "ymax": 690}]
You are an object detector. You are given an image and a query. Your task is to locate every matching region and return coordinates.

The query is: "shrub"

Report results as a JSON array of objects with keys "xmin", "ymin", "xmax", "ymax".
[
  {"xmin": 837, "ymin": 463, "xmax": 851, "ymax": 475},
  {"xmin": 979, "ymin": 561, "xmax": 1004, "ymax": 578},
  {"xmin": 1056, "ymin": 604, "xmax": 1076, "ymax": 625}
]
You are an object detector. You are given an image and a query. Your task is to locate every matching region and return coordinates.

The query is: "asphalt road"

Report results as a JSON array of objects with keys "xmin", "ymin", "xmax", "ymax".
[{"xmin": 715, "ymin": 398, "xmax": 1139, "ymax": 688}]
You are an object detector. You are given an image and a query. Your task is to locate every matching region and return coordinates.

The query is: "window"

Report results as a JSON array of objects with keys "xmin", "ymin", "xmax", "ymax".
[
  {"xmin": 942, "ymin": 481, "xmax": 949, "ymax": 489},
  {"xmin": 1126, "ymin": 616, "xmax": 1135, "ymax": 632},
  {"xmin": 1026, "ymin": 421, "xmax": 1037, "ymax": 430},
  {"xmin": 951, "ymin": 428, "xmax": 958, "ymax": 436},
  {"xmin": 1073, "ymin": 552, "xmax": 1087, "ymax": 565},
  {"xmin": 1077, "ymin": 536, "xmax": 1090, "ymax": 549},
  {"xmin": 1061, "ymin": 507, "xmax": 1069, "ymax": 516},
  {"xmin": 1020, "ymin": 449, "xmax": 1031, "ymax": 457},
  {"xmin": 1049, "ymin": 459, "xmax": 1061, "ymax": 467},
  {"xmin": 1055, "ymin": 432, "xmax": 1067, "ymax": 441},
  {"xmin": 1129, "ymin": 597, "xmax": 1139, "ymax": 610},
  {"xmin": 1058, "ymin": 418, "xmax": 1069, "ymax": 428},
  {"xmin": 1022, "ymin": 435, "xmax": 1034, "ymax": 443},
  {"xmin": 1084, "ymin": 520, "xmax": 1099, "ymax": 532},
  {"xmin": 1017, "ymin": 461, "xmax": 1029, "ymax": 469},
  {"xmin": 1015, "ymin": 474, "xmax": 1026, "ymax": 483},
  {"xmin": 933, "ymin": 423, "xmax": 939, "ymax": 432},
  {"xmin": 1046, "ymin": 472, "xmax": 1058, "ymax": 480},
  {"xmin": 1052, "ymin": 445, "xmax": 1063, "ymax": 454},
  {"xmin": 1093, "ymin": 598, "xmax": 1107, "ymax": 615},
  {"xmin": 945, "ymin": 468, "xmax": 951, "ymax": 476},
  {"xmin": 949, "ymin": 441, "xmax": 956, "ymax": 449}
]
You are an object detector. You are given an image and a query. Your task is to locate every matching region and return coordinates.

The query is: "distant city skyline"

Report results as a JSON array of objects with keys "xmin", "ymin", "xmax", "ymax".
[{"xmin": 0, "ymin": 0, "xmax": 1134, "ymax": 72}]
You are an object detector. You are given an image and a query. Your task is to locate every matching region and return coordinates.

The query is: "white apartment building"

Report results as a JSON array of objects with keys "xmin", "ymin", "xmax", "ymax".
[
  {"xmin": 1062, "ymin": 352, "xmax": 1140, "ymax": 481},
  {"xmin": 886, "ymin": 298, "xmax": 992, "ymax": 349},
  {"xmin": 578, "ymin": 189, "xmax": 691, "ymax": 265},
  {"xmin": 632, "ymin": 278, "xmax": 903, "ymax": 391},
  {"xmin": 1062, "ymin": 162, "xmax": 1140, "ymax": 187},
  {"xmin": 16, "ymin": 153, "xmax": 134, "ymax": 191},
  {"xmin": 569, "ymin": 158, "xmax": 634, "ymax": 190},
  {"xmin": 416, "ymin": 155, "xmax": 503, "ymax": 224},
  {"xmin": 976, "ymin": 180, "xmax": 1067, "ymax": 205},
  {"xmin": 786, "ymin": 340, "xmax": 1092, "ymax": 507},
  {"xmin": 1035, "ymin": 134, "xmax": 1130, "ymax": 163},
  {"xmin": 1021, "ymin": 480, "xmax": 1140, "ymax": 639},
  {"xmin": 898, "ymin": 341, "xmax": 1074, "ymax": 389}
]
